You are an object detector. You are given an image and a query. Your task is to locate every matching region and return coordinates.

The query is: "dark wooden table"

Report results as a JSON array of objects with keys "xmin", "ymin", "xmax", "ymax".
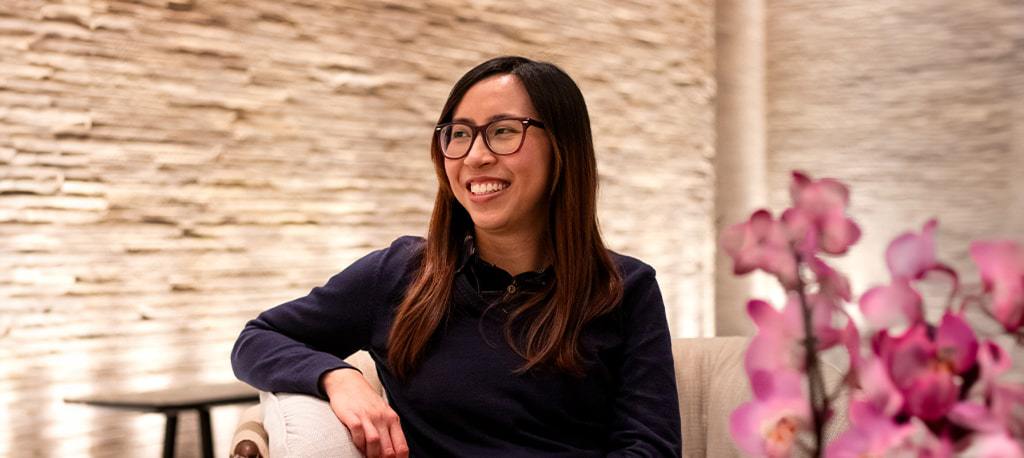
[{"xmin": 65, "ymin": 381, "xmax": 259, "ymax": 458}]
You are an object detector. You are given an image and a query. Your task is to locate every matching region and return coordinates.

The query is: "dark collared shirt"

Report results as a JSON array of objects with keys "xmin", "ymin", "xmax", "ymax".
[
  {"xmin": 457, "ymin": 234, "xmax": 552, "ymax": 312},
  {"xmin": 232, "ymin": 236, "xmax": 681, "ymax": 457}
]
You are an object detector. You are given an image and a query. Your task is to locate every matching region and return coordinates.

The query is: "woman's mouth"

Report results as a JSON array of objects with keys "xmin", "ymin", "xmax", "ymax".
[{"xmin": 468, "ymin": 181, "xmax": 510, "ymax": 196}]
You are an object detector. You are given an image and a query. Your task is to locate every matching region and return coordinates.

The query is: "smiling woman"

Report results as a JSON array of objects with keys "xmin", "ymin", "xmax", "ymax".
[
  {"xmin": 441, "ymin": 75, "xmax": 553, "ymax": 276},
  {"xmin": 231, "ymin": 56, "xmax": 681, "ymax": 457}
]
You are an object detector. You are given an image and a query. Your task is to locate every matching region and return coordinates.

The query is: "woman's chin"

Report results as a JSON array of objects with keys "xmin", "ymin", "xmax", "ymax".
[{"xmin": 468, "ymin": 214, "xmax": 511, "ymax": 233}]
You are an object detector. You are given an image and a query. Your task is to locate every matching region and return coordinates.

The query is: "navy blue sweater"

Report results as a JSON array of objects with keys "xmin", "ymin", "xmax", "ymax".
[{"xmin": 231, "ymin": 236, "xmax": 681, "ymax": 457}]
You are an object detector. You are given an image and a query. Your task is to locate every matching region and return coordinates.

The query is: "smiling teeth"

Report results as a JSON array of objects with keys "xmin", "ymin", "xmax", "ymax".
[{"xmin": 470, "ymin": 182, "xmax": 508, "ymax": 195}]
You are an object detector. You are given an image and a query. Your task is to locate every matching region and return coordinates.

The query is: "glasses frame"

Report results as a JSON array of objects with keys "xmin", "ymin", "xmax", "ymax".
[{"xmin": 435, "ymin": 117, "xmax": 546, "ymax": 159}]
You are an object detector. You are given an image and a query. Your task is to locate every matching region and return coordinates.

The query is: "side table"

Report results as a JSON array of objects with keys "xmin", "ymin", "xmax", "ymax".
[{"xmin": 65, "ymin": 381, "xmax": 259, "ymax": 458}]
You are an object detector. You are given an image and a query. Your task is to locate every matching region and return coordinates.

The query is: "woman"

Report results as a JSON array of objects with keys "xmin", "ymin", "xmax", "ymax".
[{"xmin": 231, "ymin": 56, "xmax": 681, "ymax": 457}]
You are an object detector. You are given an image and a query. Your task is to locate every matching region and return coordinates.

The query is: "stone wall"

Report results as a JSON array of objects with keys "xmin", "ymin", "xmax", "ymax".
[
  {"xmin": 0, "ymin": 0, "xmax": 714, "ymax": 455},
  {"xmin": 765, "ymin": 0, "xmax": 1024, "ymax": 315}
]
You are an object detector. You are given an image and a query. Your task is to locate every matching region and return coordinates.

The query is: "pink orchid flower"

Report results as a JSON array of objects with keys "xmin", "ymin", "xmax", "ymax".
[
  {"xmin": 875, "ymin": 312, "xmax": 979, "ymax": 421},
  {"xmin": 828, "ymin": 404, "xmax": 953, "ymax": 458},
  {"xmin": 808, "ymin": 256, "xmax": 853, "ymax": 302},
  {"xmin": 851, "ymin": 356, "xmax": 904, "ymax": 419},
  {"xmin": 974, "ymin": 341, "xmax": 1024, "ymax": 439},
  {"xmin": 960, "ymin": 432, "xmax": 1024, "ymax": 458},
  {"xmin": 787, "ymin": 171, "xmax": 862, "ymax": 255},
  {"xmin": 730, "ymin": 369, "xmax": 811, "ymax": 457},
  {"xmin": 950, "ymin": 400, "xmax": 1024, "ymax": 457},
  {"xmin": 721, "ymin": 209, "xmax": 800, "ymax": 289},
  {"xmin": 859, "ymin": 278, "xmax": 924, "ymax": 332},
  {"xmin": 969, "ymin": 240, "xmax": 1024, "ymax": 332},
  {"xmin": 885, "ymin": 219, "xmax": 940, "ymax": 280},
  {"xmin": 828, "ymin": 356, "xmax": 907, "ymax": 457},
  {"xmin": 859, "ymin": 220, "xmax": 957, "ymax": 333},
  {"xmin": 745, "ymin": 295, "xmax": 844, "ymax": 374},
  {"xmin": 826, "ymin": 412, "xmax": 917, "ymax": 458}
]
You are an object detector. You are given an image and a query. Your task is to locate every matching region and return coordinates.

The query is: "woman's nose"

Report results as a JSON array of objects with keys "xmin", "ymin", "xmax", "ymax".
[{"xmin": 462, "ymin": 134, "xmax": 495, "ymax": 167}]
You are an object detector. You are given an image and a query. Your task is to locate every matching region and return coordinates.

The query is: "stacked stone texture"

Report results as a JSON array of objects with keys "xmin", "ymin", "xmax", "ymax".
[
  {"xmin": 766, "ymin": 0, "xmax": 1024, "ymax": 312},
  {"xmin": 0, "ymin": 0, "xmax": 714, "ymax": 455}
]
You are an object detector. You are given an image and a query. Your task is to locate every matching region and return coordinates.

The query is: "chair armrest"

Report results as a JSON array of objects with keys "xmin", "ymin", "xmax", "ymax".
[
  {"xmin": 230, "ymin": 404, "xmax": 269, "ymax": 458},
  {"xmin": 260, "ymin": 391, "xmax": 363, "ymax": 458}
]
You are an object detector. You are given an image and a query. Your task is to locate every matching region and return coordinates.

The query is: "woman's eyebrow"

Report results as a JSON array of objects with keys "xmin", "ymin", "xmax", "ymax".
[{"xmin": 452, "ymin": 113, "xmax": 522, "ymax": 124}]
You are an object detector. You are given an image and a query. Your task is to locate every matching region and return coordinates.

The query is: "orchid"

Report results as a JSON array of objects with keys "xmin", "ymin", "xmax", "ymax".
[
  {"xmin": 745, "ymin": 295, "xmax": 846, "ymax": 376},
  {"xmin": 874, "ymin": 313, "xmax": 978, "ymax": 420},
  {"xmin": 969, "ymin": 241, "xmax": 1024, "ymax": 333},
  {"xmin": 786, "ymin": 171, "xmax": 861, "ymax": 256},
  {"xmin": 731, "ymin": 370, "xmax": 812, "ymax": 457},
  {"xmin": 859, "ymin": 220, "xmax": 958, "ymax": 333},
  {"xmin": 723, "ymin": 171, "xmax": 1024, "ymax": 456},
  {"xmin": 722, "ymin": 209, "xmax": 800, "ymax": 289}
]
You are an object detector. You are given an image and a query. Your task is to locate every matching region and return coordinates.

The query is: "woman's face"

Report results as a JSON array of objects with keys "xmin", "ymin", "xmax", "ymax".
[{"xmin": 444, "ymin": 74, "xmax": 553, "ymax": 238}]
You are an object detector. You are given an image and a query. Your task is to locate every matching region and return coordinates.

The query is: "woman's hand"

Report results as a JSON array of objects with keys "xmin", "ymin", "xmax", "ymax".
[{"xmin": 321, "ymin": 368, "xmax": 409, "ymax": 458}]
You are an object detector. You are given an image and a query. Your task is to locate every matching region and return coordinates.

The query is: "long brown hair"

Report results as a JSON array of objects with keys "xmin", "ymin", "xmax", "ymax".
[{"xmin": 387, "ymin": 56, "xmax": 623, "ymax": 379}]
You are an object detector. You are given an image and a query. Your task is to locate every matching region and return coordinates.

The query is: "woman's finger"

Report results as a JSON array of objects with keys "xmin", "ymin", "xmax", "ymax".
[
  {"xmin": 386, "ymin": 410, "xmax": 409, "ymax": 458},
  {"xmin": 362, "ymin": 413, "xmax": 383, "ymax": 458},
  {"xmin": 337, "ymin": 410, "xmax": 367, "ymax": 454},
  {"xmin": 373, "ymin": 413, "xmax": 397, "ymax": 457}
]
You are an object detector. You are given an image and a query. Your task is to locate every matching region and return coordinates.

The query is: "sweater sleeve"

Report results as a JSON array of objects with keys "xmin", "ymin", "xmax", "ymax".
[
  {"xmin": 606, "ymin": 266, "xmax": 683, "ymax": 457},
  {"xmin": 230, "ymin": 236, "xmax": 421, "ymax": 399}
]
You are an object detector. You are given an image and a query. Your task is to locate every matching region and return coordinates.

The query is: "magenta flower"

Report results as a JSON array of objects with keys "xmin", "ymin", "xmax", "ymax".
[
  {"xmin": 969, "ymin": 240, "xmax": 1024, "ymax": 332},
  {"xmin": 859, "ymin": 278, "xmax": 924, "ymax": 332},
  {"xmin": 859, "ymin": 220, "xmax": 956, "ymax": 332},
  {"xmin": 745, "ymin": 295, "xmax": 844, "ymax": 375},
  {"xmin": 831, "ymin": 355, "xmax": 958, "ymax": 455},
  {"xmin": 885, "ymin": 219, "xmax": 940, "ymax": 280},
  {"xmin": 875, "ymin": 312, "xmax": 979, "ymax": 421},
  {"xmin": 723, "ymin": 171, "xmax": 1024, "ymax": 457},
  {"xmin": 730, "ymin": 369, "xmax": 810, "ymax": 457},
  {"xmin": 950, "ymin": 399, "xmax": 1024, "ymax": 457},
  {"xmin": 721, "ymin": 209, "xmax": 800, "ymax": 289},
  {"xmin": 826, "ymin": 412, "xmax": 916, "ymax": 458},
  {"xmin": 787, "ymin": 171, "xmax": 861, "ymax": 255},
  {"xmin": 960, "ymin": 432, "xmax": 1024, "ymax": 458},
  {"xmin": 808, "ymin": 256, "xmax": 853, "ymax": 302},
  {"xmin": 851, "ymin": 356, "xmax": 904, "ymax": 419},
  {"xmin": 973, "ymin": 341, "xmax": 1024, "ymax": 439},
  {"xmin": 828, "ymin": 403, "xmax": 953, "ymax": 458}
]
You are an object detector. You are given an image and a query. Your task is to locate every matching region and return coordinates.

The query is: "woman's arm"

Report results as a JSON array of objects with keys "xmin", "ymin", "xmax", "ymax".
[
  {"xmin": 605, "ymin": 266, "xmax": 682, "ymax": 457},
  {"xmin": 230, "ymin": 236, "xmax": 421, "ymax": 399}
]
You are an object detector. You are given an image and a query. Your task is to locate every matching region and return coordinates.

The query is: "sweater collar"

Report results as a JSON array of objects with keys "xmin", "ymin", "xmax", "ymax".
[{"xmin": 455, "ymin": 234, "xmax": 553, "ymax": 293}]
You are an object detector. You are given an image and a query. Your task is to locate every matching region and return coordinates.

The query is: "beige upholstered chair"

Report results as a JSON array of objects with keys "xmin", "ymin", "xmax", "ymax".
[{"xmin": 230, "ymin": 337, "xmax": 848, "ymax": 457}]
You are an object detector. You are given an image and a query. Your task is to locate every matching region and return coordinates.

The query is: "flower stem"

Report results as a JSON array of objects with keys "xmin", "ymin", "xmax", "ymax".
[{"xmin": 795, "ymin": 254, "xmax": 828, "ymax": 457}]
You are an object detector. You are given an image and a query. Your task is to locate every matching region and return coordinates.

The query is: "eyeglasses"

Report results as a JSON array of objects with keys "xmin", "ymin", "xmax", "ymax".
[{"xmin": 435, "ymin": 117, "xmax": 546, "ymax": 159}]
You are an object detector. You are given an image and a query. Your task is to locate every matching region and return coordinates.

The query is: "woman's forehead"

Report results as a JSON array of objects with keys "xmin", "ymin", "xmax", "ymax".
[{"xmin": 453, "ymin": 74, "xmax": 538, "ymax": 122}]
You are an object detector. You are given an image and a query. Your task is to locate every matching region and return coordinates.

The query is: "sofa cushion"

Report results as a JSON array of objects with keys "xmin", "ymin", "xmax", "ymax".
[
  {"xmin": 261, "ymin": 391, "xmax": 362, "ymax": 458},
  {"xmin": 674, "ymin": 336, "xmax": 750, "ymax": 457}
]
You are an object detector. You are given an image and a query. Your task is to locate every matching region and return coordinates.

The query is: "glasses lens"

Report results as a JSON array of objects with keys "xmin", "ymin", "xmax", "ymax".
[
  {"xmin": 485, "ymin": 120, "xmax": 525, "ymax": 154},
  {"xmin": 440, "ymin": 124, "xmax": 473, "ymax": 158}
]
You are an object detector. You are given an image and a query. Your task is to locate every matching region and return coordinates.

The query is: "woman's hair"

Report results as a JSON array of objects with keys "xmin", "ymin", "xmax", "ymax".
[{"xmin": 387, "ymin": 56, "xmax": 623, "ymax": 379}]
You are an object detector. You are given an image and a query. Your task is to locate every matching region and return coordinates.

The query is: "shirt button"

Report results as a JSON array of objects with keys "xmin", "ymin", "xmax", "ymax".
[{"xmin": 506, "ymin": 284, "xmax": 517, "ymax": 294}]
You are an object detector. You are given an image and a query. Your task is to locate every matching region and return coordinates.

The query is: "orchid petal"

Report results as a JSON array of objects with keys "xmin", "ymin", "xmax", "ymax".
[
  {"xmin": 949, "ymin": 401, "xmax": 1004, "ymax": 434},
  {"xmin": 935, "ymin": 312, "xmax": 979, "ymax": 373},
  {"xmin": 886, "ymin": 219, "xmax": 938, "ymax": 280},
  {"xmin": 858, "ymin": 279, "xmax": 924, "ymax": 331},
  {"xmin": 903, "ymin": 370, "xmax": 959, "ymax": 420},
  {"xmin": 821, "ymin": 213, "xmax": 861, "ymax": 255},
  {"xmin": 969, "ymin": 240, "xmax": 1024, "ymax": 332},
  {"xmin": 809, "ymin": 257, "xmax": 853, "ymax": 302}
]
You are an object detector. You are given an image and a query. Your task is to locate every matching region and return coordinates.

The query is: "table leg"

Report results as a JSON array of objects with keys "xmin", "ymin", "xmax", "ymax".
[
  {"xmin": 163, "ymin": 412, "xmax": 178, "ymax": 458},
  {"xmin": 198, "ymin": 406, "xmax": 214, "ymax": 458}
]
